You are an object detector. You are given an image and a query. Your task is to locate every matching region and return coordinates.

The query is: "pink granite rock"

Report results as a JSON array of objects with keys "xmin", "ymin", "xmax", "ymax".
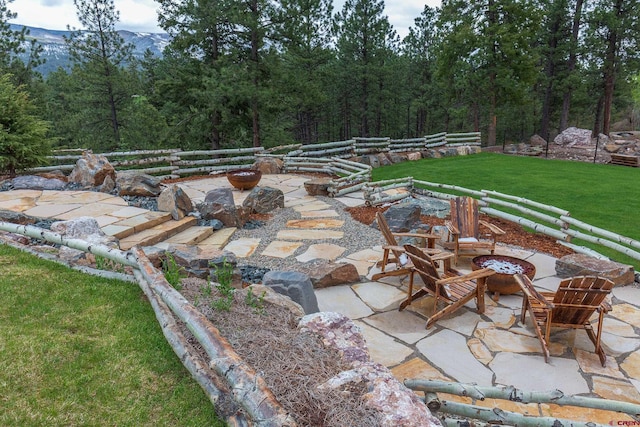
[
  {"xmin": 300, "ymin": 312, "xmax": 441, "ymax": 426},
  {"xmin": 69, "ymin": 151, "xmax": 116, "ymax": 188}
]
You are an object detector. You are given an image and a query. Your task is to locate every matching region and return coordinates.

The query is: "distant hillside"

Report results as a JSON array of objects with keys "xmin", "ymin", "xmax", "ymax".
[{"xmin": 11, "ymin": 24, "xmax": 170, "ymax": 76}]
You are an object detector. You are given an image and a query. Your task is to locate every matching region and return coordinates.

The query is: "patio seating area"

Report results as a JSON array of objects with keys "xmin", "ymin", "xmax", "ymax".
[{"xmin": 1, "ymin": 173, "xmax": 639, "ymax": 423}]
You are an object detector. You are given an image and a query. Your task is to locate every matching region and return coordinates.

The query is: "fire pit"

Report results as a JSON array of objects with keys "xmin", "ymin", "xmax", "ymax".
[
  {"xmin": 226, "ymin": 169, "xmax": 262, "ymax": 190},
  {"xmin": 471, "ymin": 254, "xmax": 536, "ymax": 301}
]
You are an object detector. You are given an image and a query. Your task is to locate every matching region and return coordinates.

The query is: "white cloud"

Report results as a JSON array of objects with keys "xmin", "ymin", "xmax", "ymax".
[
  {"xmin": 333, "ymin": 0, "xmax": 441, "ymax": 39},
  {"xmin": 8, "ymin": 0, "xmax": 441, "ymax": 37},
  {"xmin": 8, "ymin": 0, "xmax": 162, "ymax": 32}
]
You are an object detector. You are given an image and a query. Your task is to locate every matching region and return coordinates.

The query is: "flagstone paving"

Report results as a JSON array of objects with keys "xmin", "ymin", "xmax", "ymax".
[{"xmin": 2, "ymin": 173, "xmax": 640, "ymax": 424}]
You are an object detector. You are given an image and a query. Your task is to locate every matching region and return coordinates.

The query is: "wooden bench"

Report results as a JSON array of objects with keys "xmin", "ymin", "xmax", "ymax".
[{"xmin": 610, "ymin": 154, "xmax": 640, "ymax": 167}]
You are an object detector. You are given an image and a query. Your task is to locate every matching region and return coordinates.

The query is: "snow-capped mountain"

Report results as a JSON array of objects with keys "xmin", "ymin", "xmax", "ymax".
[{"xmin": 11, "ymin": 24, "xmax": 170, "ymax": 76}]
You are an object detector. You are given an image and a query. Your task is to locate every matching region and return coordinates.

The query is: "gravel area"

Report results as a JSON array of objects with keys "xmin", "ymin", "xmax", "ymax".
[{"xmin": 232, "ymin": 196, "xmax": 384, "ymax": 272}]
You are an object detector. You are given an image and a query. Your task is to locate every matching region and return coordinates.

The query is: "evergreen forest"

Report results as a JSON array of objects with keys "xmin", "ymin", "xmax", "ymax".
[{"xmin": 2, "ymin": 0, "xmax": 640, "ymax": 158}]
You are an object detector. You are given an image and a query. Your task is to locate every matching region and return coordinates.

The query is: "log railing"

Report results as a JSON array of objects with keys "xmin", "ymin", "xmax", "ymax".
[
  {"xmin": 30, "ymin": 132, "xmax": 481, "ymax": 178},
  {"xmin": 406, "ymin": 379, "xmax": 640, "ymax": 427}
]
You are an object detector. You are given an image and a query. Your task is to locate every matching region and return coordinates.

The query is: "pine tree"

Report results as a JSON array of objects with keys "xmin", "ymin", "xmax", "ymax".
[
  {"xmin": 0, "ymin": 0, "xmax": 44, "ymax": 86},
  {"xmin": 333, "ymin": 0, "xmax": 399, "ymax": 138},
  {"xmin": 0, "ymin": 74, "xmax": 52, "ymax": 176},
  {"xmin": 277, "ymin": 0, "xmax": 334, "ymax": 143},
  {"xmin": 64, "ymin": 0, "xmax": 134, "ymax": 149}
]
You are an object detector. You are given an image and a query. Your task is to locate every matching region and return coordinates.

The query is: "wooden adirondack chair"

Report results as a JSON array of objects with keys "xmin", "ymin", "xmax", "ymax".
[
  {"xmin": 515, "ymin": 274, "xmax": 614, "ymax": 366},
  {"xmin": 399, "ymin": 244, "xmax": 495, "ymax": 329},
  {"xmin": 443, "ymin": 196, "xmax": 505, "ymax": 264},
  {"xmin": 371, "ymin": 212, "xmax": 440, "ymax": 281}
]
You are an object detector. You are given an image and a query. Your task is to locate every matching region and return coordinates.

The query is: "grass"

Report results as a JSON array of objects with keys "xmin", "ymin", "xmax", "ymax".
[
  {"xmin": 373, "ymin": 152, "xmax": 640, "ymax": 266},
  {"xmin": 0, "ymin": 244, "xmax": 224, "ymax": 427}
]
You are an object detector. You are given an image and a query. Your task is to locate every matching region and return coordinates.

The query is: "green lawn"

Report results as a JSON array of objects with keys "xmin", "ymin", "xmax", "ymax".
[
  {"xmin": 0, "ymin": 244, "xmax": 224, "ymax": 427},
  {"xmin": 373, "ymin": 152, "xmax": 639, "ymax": 266}
]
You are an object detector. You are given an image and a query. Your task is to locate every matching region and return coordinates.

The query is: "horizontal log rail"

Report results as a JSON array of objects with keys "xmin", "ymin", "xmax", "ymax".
[
  {"xmin": 33, "ymin": 133, "xmax": 480, "ymax": 176},
  {"xmin": 406, "ymin": 379, "xmax": 640, "ymax": 424}
]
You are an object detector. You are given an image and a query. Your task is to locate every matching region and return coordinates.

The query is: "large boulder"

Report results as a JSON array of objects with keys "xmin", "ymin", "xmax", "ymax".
[
  {"xmin": 296, "ymin": 260, "xmax": 361, "ymax": 288},
  {"xmin": 198, "ymin": 188, "xmax": 245, "ymax": 227},
  {"xmin": 360, "ymin": 155, "xmax": 381, "ymax": 168},
  {"xmin": 50, "ymin": 217, "xmax": 118, "ymax": 265},
  {"xmin": 162, "ymin": 244, "xmax": 237, "ymax": 279},
  {"xmin": 68, "ymin": 151, "xmax": 116, "ymax": 188},
  {"xmin": 242, "ymin": 186, "xmax": 284, "ymax": 214},
  {"xmin": 530, "ymin": 134, "xmax": 547, "ymax": 147},
  {"xmin": 388, "ymin": 153, "xmax": 408, "ymax": 164},
  {"xmin": 158, "ymin": 185, "xmax": 193, "ymax": 220},
  {"xmin": 252, "ymin": 157, "xmax": 283, "ymax": 174},
  {"xmin": 244, "ymin": 284, "xmax": 305, "ymax": 317},
  {"xmin": 304, "ymin": 178, "xmax": 333, "ymax": 196},
  {"xmin": 406, "ymin": 152, "xmax": 422, "ymax": 161},
  {"xmin": 116, "ymin": 171, "xmax": 163, "ymax": 197},
  {"xmin": 553, "ymin": 127, "xmax": 593, "ymax": 147},
  {"xmin": 11, "ymin": 175, "xmax": 66, "ymax": 190},
  {"xmin": 555, "ymin": 254, "xmax": 635, "ymax": 286},
  {"xmin": 398, "ymin": 197, "xmax": 450, "ymax": 219},
  {"xmin": 379, "ymin": 202, "xmax": 423, "ymax": 232},
  {"xmin": 262, "ymin": 270, "xmax": 319, "ymax": 314}
]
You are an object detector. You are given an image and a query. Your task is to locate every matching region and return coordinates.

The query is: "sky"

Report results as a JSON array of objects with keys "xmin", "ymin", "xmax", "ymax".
[{"xmin": 9, "ymin": 0, "xmax": 441, "ymax": 38}]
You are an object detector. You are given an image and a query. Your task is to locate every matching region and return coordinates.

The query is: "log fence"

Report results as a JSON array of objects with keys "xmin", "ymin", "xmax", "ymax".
[
  {"xmin": 405, "ymin": 379, "xmax": 640, "ymax": 426},
  {"xmin": 30, "ymin": 132, "xmax": 482, "ymax": 178}
]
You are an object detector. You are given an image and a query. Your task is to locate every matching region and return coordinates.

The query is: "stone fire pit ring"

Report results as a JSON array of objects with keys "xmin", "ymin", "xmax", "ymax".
[{"xmin": 471, "ymin": 254, "xmax": 536, "ymax": 301}]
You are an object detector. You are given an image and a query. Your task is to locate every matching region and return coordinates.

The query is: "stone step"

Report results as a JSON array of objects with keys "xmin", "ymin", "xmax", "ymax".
[
  {"xmin": 196, "ymin": 227, "xmax": 237, "ymax": 249},
  {"xmin": 148, "ymin": 227, "xmax": 238, "ymax": 252},
  {"xmin": 103, "ymin": 211, "xmax": 173, "ymax": 240},
  {"xmin": 118, "ymin": 216, "xmax": 197, "ymax": 250},
  {"xmin": 164, "ymin": 226, "xmax": 214, "ymax": 245}
]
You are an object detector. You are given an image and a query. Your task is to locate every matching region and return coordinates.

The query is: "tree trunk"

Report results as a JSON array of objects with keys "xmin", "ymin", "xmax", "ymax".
[
  {"xmin": 593, "ymin": 94, "xmax": 604, "ymax": 137},
  {"xmin": 210, "ymin": 111, "xmax": 221, "ymax": 150},
  {"xmin": 250, "ymin": 0, "xmax": 261, "ymax": 148},
  {"xmin": 488, "ymin": 72, "xmax": 497, "ymax": 145},
  {"xmin": 601, "ymin": 0, "xmax": 623, "ymax": 136},
  {"xmin": 540, "ymin": 11, "xmax": 561, "ymax": 142},
  {"xmin": 209, "ymin": 28, "xmax": 221, "ymax": 150},
  {"xmin": 559, "ymin": 0, "xmax": 583, "ymax": 132},
  {"xmin": 486, "ymin": 0, "xmax": 497, "ymax": 146}
]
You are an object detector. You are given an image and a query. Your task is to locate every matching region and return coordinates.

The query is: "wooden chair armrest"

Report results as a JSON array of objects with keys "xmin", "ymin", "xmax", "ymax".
[
  {"xmin": 436, "ymin": 267, "xmax": 495, "ymax": 285},
  {"xmin": 382, "ymin": 244, "xmax": 404, "ymax": 253},
  {"xmin": 392, "ymin": 232, "xmax": 439, "ymax": 240},
  {"xmin": 514, "ymin": 274, "xmax": 554, "ymax": 308},
  {"xmin": 429, "ymin": 251, "xmax": 455, "ymax": 262},
  {"xmin": 600, "ymin": 301, "xmax": 612, "ymax": 313},
  {"xmin": 479, "ymin": 220, "xmax": 505, "ymax": 235},
  {"xmin": 445, "ymin": 221, "xmax": 460, "ymax": 235}
]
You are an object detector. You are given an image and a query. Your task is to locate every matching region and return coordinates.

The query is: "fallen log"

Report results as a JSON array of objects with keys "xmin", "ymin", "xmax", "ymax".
[{"xmin": 133, "ymin": 269, "xmax": 249, "ymax": 426}]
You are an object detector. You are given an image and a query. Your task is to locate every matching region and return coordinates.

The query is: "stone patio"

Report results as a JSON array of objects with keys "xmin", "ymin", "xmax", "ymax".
[{"xmin": 1, "ymin": 173, "xmax": 639, "ymax": 423}]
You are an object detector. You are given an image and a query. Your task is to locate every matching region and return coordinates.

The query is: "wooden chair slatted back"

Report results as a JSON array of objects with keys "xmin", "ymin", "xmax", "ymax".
[
  {"xmin": 551, "ymin": 276, "xmax": 614, "ymax": 326},
  {"xmin": 403, "ymin": 244, "xmax": 448, "ymax": 298},
  {"xmin": 376, "ymin": 211, "xmax": 398, "ymax": 247},
  {"xmin": 450, "ymin": 196, "xmax": 480, "ymax": 239}
]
